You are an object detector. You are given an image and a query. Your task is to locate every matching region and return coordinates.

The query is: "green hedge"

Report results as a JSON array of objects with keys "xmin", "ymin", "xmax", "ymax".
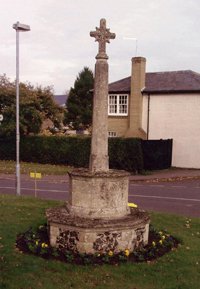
[
  {"xmin": 108, "ymin": 137, "xmax": 143, "ymax": 172},
  {"xmin": 20, "ymin": 136, "xmax": 91, "ymax": 167},
  {"xmin": 0, "ymin": 136, "xmax": 173, "ymax": 171},
  {"xmin": 0, "ymin": 136, "xmax": 143, "ymax": 172},
  {"xmin": 0, "ymin": 137, "xmax": 16, "ymax": 160}
]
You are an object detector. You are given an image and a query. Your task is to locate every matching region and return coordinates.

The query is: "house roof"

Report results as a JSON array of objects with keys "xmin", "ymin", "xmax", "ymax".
[
  {"xmin": 53, "ymin": 95, "xmax": 68, "ymax": 107},
  {"xmin": 108, "ymin": 70, "xmax": 200, "ymax": 94}
]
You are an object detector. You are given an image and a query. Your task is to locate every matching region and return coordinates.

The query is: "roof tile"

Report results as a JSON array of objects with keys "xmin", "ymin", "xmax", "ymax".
[{"xmin": 108, "ymin": 70, "xmax": 200, "ymax": 93}]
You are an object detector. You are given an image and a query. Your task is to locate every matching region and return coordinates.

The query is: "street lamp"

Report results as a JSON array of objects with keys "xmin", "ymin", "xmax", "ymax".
[{"xmin": 13, "ymin": 21, "xmax": 30, "ymax": 196}]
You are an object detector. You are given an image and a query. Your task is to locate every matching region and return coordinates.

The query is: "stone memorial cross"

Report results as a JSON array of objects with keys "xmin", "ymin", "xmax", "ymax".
[
  {"xmin": 89, "ymin": 19, "xmax": 116, "ymax": 173},
  {"xmin": 46, "ymin": 19, "xmax": 150, "ymax": 254},
  {"xmin": 90, "ymin": 18, "xmax": 116, "ymax": 59}
]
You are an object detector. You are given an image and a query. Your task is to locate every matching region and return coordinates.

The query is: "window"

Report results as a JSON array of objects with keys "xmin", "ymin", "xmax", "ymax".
[
  {"xmin": 108, "ymin": 94, "xmax": 128, "ymax": 116},
  {"xmin": 108, "ymin": 131, "xmax": 117, "ymax": 137}
]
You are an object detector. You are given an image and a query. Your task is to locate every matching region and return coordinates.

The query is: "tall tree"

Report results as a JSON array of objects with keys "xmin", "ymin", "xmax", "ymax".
[
  {"xmin": 0, "ymin": 74, "xmax": 63, "ymax": 136},
  {"xmin": 64, "ymin": 67, "xmax": 94, "ymax": 130}
]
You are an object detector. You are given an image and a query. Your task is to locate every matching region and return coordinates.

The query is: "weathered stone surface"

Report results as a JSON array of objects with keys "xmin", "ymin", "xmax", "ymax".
[
  {"xmin": 90, "ymin": 18, "xmax": 116, "ymax": 60},
  {"xmin": 89, "ymin": 19, "xmax": 115, "ymax": 173},
  {"xmin": 46, "ymin": 206, "xmax": 149, "ymax": 227},
  {"xmin": 67, "ymin": 168, "xmax": 130, "ymax": 218},
  {"xmin": 46, "ymin": 206, "xmax": 150, "ymax": 254}
]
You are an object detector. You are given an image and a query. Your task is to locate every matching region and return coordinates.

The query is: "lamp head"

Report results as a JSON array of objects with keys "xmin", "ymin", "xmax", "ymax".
[{"xmin": 13, "ymin": 22, "xmax": 30, "ymax": 32}]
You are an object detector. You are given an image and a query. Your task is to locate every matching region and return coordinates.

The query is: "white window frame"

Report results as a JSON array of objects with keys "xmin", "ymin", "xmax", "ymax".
[
  {"xmin": 108, "ymin": 131, "xmax": 117, "ymax": 137},
  {"xmin": 108, "ymin": 94, "xmax": 129, "ymax": 116}
]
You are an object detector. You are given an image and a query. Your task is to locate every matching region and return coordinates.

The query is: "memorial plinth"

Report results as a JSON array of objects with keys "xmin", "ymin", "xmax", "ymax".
[
  {"xmin": 46, "ymin": 19, "xmax": 150, "ymax": 254},
  {"xmin": 46, "ymin": 205, "xmax": 149, "ymax": 254},
  {"xmin": 67, "ymin": 169, "xmax": 130, "ymax": 219}
]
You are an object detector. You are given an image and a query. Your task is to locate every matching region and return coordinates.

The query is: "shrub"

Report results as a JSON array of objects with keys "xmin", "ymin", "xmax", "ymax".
[
  {"xmin": 0, "ymin": 136, "xmax": 15, "ymax": 160},
  {"xmin": 20, "ymin": 136, "xmax": 91, "ymax": 167},
  {"xmin": 108, "ymin": 138, "xmax": 143, "ymax": 173},
  {"xmin": 0, "ymin": 136, "xmax": 172, "ymax": 171}
]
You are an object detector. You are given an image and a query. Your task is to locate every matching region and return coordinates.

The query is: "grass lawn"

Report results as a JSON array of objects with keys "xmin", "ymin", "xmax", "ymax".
[
  {"xmin": 0, "ymin": 160, "xmax": 71, "ymax": 175},
  {"xmin": 0, "ymin": 194, "xmax": 200, "ymax": 289}
]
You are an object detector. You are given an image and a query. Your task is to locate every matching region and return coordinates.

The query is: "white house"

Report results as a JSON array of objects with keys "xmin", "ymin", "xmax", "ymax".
[{"xmin": 108, "ymin": 57, "xmax": 200, "ymax": 169}]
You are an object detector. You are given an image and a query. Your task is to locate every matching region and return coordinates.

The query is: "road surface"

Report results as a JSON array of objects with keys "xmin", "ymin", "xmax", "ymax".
[
  {"xmin": 0, "ymin": 175, "xmax": 199, "ymax": 217},
  {"xmin": 129, "ymin": 179, "xmax": 200, "ymax": 217}
]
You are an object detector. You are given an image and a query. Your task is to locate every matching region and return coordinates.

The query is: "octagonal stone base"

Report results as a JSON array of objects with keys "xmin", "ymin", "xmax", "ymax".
[{"xmin": 46, "ymin": 206, "xmax": 150, "ymax": 254}]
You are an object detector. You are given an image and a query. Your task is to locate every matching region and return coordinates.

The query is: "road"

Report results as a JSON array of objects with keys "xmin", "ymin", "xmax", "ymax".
[
  {"xmin": 0, "ymin": 175, "xmax": 200, "ymax": 217},
  {"xmin": 129, "ymin": 179, "xmax": 200, "ymax": 217}
]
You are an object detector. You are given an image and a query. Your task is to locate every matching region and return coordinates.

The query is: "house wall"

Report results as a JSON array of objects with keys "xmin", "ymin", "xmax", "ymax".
[
  {"xmin": 142, "ymin": 93, "xmax": 200, "ymax": 168},
  {"xmin": 108, "ymin": 57, "xmax": 147, "ymax": 138},
  {"xmin": 108, "ymin": 116, "xmax": 128, "ymax": 137}
]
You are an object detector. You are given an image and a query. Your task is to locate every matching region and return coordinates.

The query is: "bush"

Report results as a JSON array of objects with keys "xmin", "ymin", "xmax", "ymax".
[
  {"xmin": 0, "ymin": 136, "xmax": 172, "ymax": 171},
  {"xmin": 0, "ymin": 136, "xmax": 15, "ymax": 160},
  {"xmin": 109, "ymin": 138, "xmax": 143, "ymax": 173},
  {"xmin": 0, "ymin": 136, "xmax": 143, "ymax": 172},
  {"xmin": 20, "ymin": 136, "xmax": 91, "ymax": 167}
]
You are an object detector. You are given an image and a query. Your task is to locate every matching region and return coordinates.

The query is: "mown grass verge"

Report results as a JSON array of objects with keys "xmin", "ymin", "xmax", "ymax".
[
  {"xmin": 0, "ymin": 160, "xmax": 71, "ymax": 175},
  {"xmin": 0, "ymin": 194, "xmax": 200, "ymax": 289}
]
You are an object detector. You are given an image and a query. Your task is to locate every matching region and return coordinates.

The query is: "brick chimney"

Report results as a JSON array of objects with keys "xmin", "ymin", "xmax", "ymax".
[{"xmin": 125, "ymin": 56, "xmax": 147, "ymax": 138}]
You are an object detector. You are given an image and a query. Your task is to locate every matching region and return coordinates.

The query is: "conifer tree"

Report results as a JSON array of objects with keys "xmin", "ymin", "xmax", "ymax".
[{"xmin": 64, "ymin": 67, "xmax": 94, "ymax": 130}]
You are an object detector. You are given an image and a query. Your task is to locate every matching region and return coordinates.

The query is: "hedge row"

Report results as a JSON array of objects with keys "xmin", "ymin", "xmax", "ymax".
[{"xmin": 0, "ymin": 136, "xmax": 172, "ymax": 172}]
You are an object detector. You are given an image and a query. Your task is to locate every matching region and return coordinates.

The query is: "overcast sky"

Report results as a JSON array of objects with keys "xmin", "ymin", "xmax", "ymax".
[{"xmin": 1, "ymin": 0, "xmax": 200, "ymax": 94}]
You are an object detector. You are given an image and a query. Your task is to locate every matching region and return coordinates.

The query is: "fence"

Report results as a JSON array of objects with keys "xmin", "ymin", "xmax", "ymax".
[{"xmin": 141, "ymin": 139, "xmax": 173, "ymax": 170}]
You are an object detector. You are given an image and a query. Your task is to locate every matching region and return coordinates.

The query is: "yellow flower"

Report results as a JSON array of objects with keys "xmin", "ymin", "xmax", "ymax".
[
  {"xmin": 152, "ymin": 241, "xmax": 156, "ymax": 247},
  {"xmin": 108, "ymin": 250, "xmax": 113, "ymax": 256},
  {"xmin": 128, "ymin": 202, "xmax": 138, "ymax": 208},
  {"xmin": 159, "ymin": 231, "xmax": 163, "ymax": 235},
  {"xmin": 162, "ymin": 235, "xmax": 166, "ymax": 240},
  {"xmin": 159, "ymin": 240, "xmax": 163, "ymax": 245},
  {"xmin": 41, "ymin": 242, "xmax": 48, "ymax": 248},
  {"xmin": 124, "ymin": 249, "xmax": 130, "ymax": 256},
  {"xmin": 35, "ymin": 240, "xmax": 39, "ymax": 246}
]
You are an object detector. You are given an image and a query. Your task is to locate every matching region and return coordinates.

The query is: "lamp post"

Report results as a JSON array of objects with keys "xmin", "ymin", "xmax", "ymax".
[{"xmin": 13, "ymin": 21, "xmax": 30, "ymax": 196}]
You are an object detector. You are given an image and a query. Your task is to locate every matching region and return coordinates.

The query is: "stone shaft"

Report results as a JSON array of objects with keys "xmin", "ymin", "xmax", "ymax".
[
  {"xmin": 89, "ymin": 19, "xmax": 115, "ymax": 173},
  {"xmin": 89, "ymin": 59, "xmax": 109, "ymax": 172}
]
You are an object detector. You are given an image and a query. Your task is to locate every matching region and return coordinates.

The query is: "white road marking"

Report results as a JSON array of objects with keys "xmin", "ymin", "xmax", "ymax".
[
  {"xmin": 0, "ymin": 186, "xmax": 67, "ymax": 193},
  {"xmin": 148, "ymin": 185, "xmax": 165, "ymax": 188},
  {"xmin": 171, "ymin": 186, "xmax": 186, "ymax": 188},
  {"xmin": 130, "ymin": 184, "xmax": 198, "ymax": 189},
  {"xmin": 130, "ymin": 184, "xmax": 166, "ymax": 187},
  {"xmin": 130, "ymin": 184, "xmax": 142, "ymax": 187},
  {"xmin": 129, "ymin": 194, "xmax": 200, "ymax": 202}
]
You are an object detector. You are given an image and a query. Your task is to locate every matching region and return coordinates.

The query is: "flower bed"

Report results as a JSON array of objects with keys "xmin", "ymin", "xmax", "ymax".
[{"xmin": 16, "ymin": 224, "xmax": 180, "ymax": 265}]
